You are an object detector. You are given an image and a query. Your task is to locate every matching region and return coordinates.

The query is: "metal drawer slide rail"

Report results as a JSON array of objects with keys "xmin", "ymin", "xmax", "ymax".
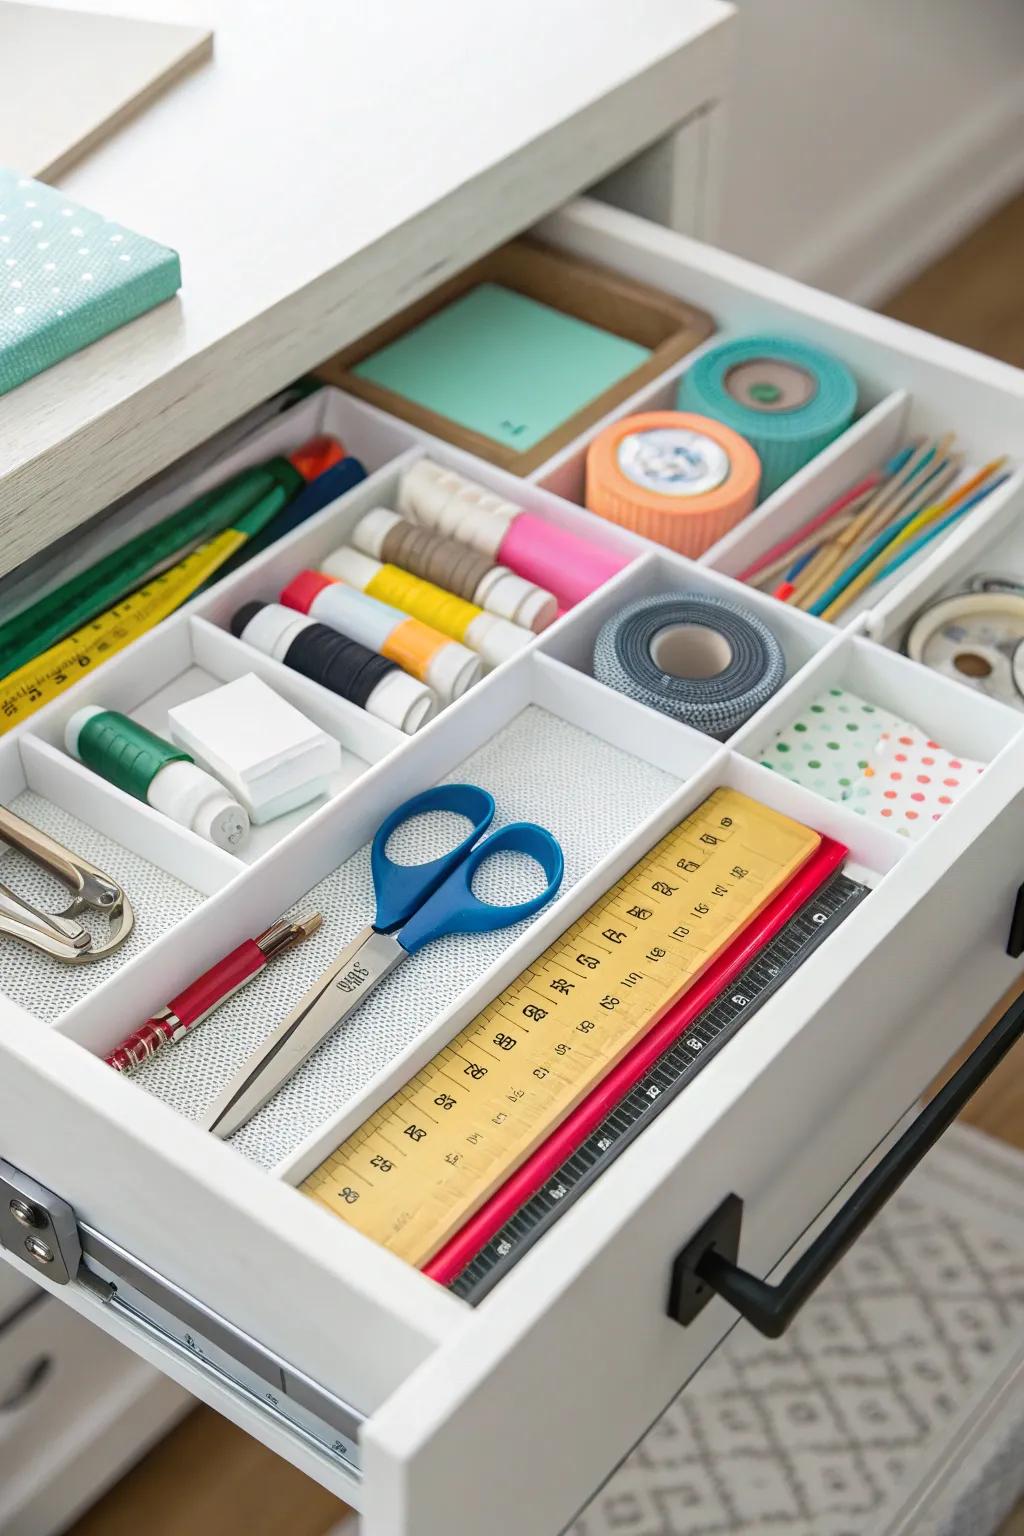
[{"xmin": 0, "ymin": 1158, "xmax": 363, "ymax": 1473}]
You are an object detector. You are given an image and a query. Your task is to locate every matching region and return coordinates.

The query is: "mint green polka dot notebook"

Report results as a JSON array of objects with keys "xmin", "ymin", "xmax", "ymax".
[{"xmin": 0, "ymin": 168, "xmax": 181, "ymax": 395}]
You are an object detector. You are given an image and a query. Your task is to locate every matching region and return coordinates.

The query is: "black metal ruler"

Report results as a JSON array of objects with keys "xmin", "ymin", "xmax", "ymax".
[{"xmin": 449, "ymin": 870, "xmax": 869, "ymax": 1303}]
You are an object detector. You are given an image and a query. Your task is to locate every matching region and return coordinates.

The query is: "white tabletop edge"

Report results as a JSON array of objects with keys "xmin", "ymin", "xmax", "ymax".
[{"xmin": 0, "ymin": 0, "xmax": 735, "ymax": 576}]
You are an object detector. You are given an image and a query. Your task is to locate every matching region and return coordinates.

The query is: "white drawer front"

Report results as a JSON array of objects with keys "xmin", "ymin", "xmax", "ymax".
[
  {"xmin": 2, "ymin": 198, "xmax": 1023, "ymax": 1536},
  {"xmin": 360, "ymin": 745, "xmax": 1024, "ymax": 1536}
]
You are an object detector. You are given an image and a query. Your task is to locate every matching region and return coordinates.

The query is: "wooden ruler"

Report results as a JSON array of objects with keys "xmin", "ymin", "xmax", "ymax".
[{"xmin": 301, "ymin": 788, "xmax": 820, "ymax": 1266}]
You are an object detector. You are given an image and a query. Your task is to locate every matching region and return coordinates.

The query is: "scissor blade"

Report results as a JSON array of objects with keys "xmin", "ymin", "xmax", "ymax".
[{"xmin": 202, "ymin": 927, "xmax": 407, "ymax": 1140}]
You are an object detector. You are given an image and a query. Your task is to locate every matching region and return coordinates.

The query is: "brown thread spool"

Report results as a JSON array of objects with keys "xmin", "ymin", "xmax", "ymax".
[
  {"xmin": 382, "ymin": 520, "xmax": 494, "ymax": 601},
  {"xmin": 351, "ymin": 508, "xmax": 557, "ymax": 631}
]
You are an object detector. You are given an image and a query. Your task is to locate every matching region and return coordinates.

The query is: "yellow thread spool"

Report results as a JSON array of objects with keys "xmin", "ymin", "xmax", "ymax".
[
  {"xmin": 368, "ymin": 564, "xmax": 480, "ymax": 644},
  {"xmin": 321, "ymin": 547, "xmax": 533, "ymax": 669}
]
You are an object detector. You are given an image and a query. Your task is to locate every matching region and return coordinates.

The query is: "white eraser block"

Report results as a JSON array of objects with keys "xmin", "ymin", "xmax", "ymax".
[{"xmin": 168, "ymin": 674, "xmax": 342, "ymax": 811}]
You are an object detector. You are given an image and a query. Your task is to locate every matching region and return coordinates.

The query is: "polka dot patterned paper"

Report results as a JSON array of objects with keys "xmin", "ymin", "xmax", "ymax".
[
  {"xmin": 862, "ymin": 727, "xmax": 986, "ymax": 840},
  {"xmin": 758, "ymin": 686, "xmax": 986, "ymax": 841},
  {"xmin": 0, "ymin": 168, "xmax": 180, "ymax": 395},
  {"xmin": 758, "ymin": 687, "xmax": 905, "ymax": 800}
]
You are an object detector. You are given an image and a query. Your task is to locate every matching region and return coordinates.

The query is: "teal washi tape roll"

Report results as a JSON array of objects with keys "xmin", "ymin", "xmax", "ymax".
[
  {"xmin": 592, "ymin": 592, "xmax": 785, "ymax": 738},
  {"xmin": 676, "ymin": 335, "xmax": 857, "ymax": 497}
]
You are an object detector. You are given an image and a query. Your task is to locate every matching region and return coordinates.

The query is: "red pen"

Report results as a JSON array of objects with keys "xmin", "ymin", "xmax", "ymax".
[
  {"xmin": 105, "ymin": 912, "xmax": 322, "ymax": 1072},
  {"xmin": 424, "ymin": 840, "xmax": 846, "ymax": 1286}
]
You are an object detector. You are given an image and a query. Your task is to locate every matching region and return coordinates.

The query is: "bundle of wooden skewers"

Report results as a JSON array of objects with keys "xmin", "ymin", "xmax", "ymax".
[{"xmin": 737, "ymin": 436, "xmax": 1010, "ymax": 622}]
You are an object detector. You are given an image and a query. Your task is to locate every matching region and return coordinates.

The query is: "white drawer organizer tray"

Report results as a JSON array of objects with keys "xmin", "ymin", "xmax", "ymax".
[{"xmin": 2, "ymin": 200, "xmax": 1024, "ymax": 1536}]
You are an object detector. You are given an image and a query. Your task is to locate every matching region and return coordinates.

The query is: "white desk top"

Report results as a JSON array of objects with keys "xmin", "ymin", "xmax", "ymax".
[{"xmin": 0, "ymin": 0, "xmax": 733, "ymax": 576}]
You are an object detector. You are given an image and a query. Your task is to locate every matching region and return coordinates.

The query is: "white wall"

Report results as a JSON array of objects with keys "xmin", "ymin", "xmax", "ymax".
[{"xmin": 716, "ymin": 0, "xmax": 1024, "ymax": 305}]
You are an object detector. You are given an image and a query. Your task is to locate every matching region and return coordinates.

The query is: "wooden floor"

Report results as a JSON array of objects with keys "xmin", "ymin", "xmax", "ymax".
[
  {"xmin": 67, "ymin": 1407, "xmax": 347, "ymax": 1536},
  {"xmin": 881, "ymin": 191, "xmax": 1024, "ymax": 367},
  {"xmin": 68, "ymin": 194, "xmax": 1024, "ymax": 1536}
]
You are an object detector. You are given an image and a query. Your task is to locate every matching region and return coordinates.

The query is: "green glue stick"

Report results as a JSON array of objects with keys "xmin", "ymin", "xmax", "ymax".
[{"xmin": 65, "ymin": 707, "xmax": 250, "ymax": 852}]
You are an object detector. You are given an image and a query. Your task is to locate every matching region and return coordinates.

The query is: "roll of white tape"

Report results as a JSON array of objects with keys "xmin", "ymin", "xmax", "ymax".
[{"xmin": 905, "ymin": 590, "xmax": 1024, "ymax": 709}]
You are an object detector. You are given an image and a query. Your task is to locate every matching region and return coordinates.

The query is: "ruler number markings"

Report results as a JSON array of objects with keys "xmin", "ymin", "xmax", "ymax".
[{"xmin": 301, "ymin": 791, "xmax": 821, "ymax": 1264}]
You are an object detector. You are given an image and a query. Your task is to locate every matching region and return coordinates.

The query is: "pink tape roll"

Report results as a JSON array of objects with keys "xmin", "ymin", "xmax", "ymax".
[{"xmin": 498, "ymin": 514, "xmax": 630, "ymax": 610}]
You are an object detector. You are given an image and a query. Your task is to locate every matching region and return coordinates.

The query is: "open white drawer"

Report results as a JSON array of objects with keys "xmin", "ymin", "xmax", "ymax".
[{"xmin": 2, "ymin": 199, "xmax": 1024, "ymax": 1536}]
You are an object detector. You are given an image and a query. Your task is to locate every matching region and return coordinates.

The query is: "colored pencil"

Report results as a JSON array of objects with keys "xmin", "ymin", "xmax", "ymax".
[
  {"xmin": 736, "ymin": 446, "xmax": 913, "ymax": 584},
  {"xmin": 808, "ymin": 457, "xmax": 962, "ymax": 616},
  {"xmin": 880, "ymin": 455, "xmax": 1007, "ymax": 554},
  {"xmin": 792, "ymin": 438, "xmax": 950, "ymax": 610},
  {"xmin": 870, "ymin": 472, "xmax": 1012, "ymax": 582},
  {"xmin": 818, "ymin": 464, "xmax": 1010, "ymax": 621},
  {"xmin": 788, "ymin": 440, "xmax": 936, "ymax": 608}
]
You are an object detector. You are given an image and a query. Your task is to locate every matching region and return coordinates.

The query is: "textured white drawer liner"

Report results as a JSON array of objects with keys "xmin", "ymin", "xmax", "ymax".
[
  {"xmin": 0, "ymin": 790, "xmax": 203, "ymax": 1023},
  {"xmin": 130, "ymin": 705, "xmax": 682, "ymax": 1169}
]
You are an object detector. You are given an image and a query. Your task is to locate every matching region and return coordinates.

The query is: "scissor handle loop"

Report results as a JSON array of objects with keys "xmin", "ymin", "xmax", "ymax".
[
  {"xmin": 371, "ymin": 784, "xmax": 496, "ymax": 932},
  {"xmin": 397, "ymin": 822, "xmax": 564, "ymax": 955}
]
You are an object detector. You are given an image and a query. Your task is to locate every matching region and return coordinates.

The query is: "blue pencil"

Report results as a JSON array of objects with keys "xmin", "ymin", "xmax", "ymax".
[
  {"xmin": 809, "ymin": 455, "xmax": 956, "ymax": 616},
  {"xmin": 783, "ymin": 543, "xmax": 821, "ymax": 584},
  {"xmin": 872, "ymin": 472, "xmax": 1012, "ymax": 582}
]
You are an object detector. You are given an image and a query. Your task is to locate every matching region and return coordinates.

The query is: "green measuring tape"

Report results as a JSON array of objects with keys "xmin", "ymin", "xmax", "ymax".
[
  {"xmin": 0, "ymin": 482, "xmax": 305, "ymax": 734},
  {"xmin": 0, "ymin": 458, "xmax": 303, "ymax": 680}
]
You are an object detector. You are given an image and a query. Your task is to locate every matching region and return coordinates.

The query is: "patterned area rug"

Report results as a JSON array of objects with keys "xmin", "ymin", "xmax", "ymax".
[{"xmin": 573, "ymin": 1125, "xmax": 1024, "ymax": 1536}]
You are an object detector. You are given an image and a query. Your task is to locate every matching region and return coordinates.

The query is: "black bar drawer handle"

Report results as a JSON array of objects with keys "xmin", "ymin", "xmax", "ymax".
[{"xmin": 669, "ymin": 988, "xmax": 1024, "ymax": 1338}]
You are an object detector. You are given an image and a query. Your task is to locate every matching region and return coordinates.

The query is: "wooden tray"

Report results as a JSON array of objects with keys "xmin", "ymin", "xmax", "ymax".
[{"xmin": 315, "ymin": 239, "xmax": 714, "ymax": 474}]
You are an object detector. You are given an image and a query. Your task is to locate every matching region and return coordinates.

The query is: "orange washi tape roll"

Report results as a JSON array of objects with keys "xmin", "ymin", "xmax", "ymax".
[{"xmin": 584, "ymin": 411, "xmax": 761, "ymax": 557}]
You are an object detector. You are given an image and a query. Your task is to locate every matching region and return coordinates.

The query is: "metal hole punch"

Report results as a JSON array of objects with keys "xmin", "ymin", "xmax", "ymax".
[{"xmin": 0, "ymin": 806, "xmax": 134, "ymax": 964}]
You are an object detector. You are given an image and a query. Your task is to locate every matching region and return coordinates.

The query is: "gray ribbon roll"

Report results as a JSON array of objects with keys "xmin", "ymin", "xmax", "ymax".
[{"xmin": 593, "ymin": 592, "xmax": 786, "ymax": 738}]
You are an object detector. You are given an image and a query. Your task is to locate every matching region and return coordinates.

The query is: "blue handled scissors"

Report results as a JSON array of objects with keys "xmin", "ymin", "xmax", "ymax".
[{"xmin": 203, "ymin": 784, "xmax": 563, "ymax": 1138}]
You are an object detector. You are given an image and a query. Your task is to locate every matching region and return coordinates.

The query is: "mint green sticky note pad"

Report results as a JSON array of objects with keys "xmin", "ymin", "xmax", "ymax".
[
  {"xmin": 0, "ymin": 167, "xmax": 181, "ymax": 396},
  {"xmin": 352, "ymin": 283, "xmax": 651, "ymax": 452}
]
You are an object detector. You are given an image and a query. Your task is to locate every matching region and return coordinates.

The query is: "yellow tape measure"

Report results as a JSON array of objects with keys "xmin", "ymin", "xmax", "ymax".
[
  {"xmin": 302, "ymin": 789, "xmax": 820, "ymax": 1266},
  {"xmin": 0, "ymin": 529, "xmax": 246, "ymax": 734}
]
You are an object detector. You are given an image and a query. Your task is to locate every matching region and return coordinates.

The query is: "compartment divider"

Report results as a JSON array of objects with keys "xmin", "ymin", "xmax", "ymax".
[
  {"xmin": 189, "ymin": 616, "xmax": 407, "ymax": 764},
  {"xmin": 530, "ymin": 653, "xmax": 718, "ymax": 778},
  {"xmin": 534, "ymin": 551, "xmax": 662, "ymax": 671},
  {"xmin": 728, "ymin": 632, "xmax": 855, "ymax": 762},
  {"xmin": 845, "ymin": 634, "xmax": 1024, "ymax": 765},
  {"xmin": 0, "ymin": 734, "xmax": 27, "ymax": 802},
  {"xmin": 24, "ymin": 612, "xmax": 196, "ymax": 750},
  {"xmin": 722, "ymin": 750, "xmax": 907, "ymax": 877},
  {"xmin": 700, "ymin": 390, "xmax": 910, "ymax": 579},
  {"xmin": 308, "ymin": 387, "xmax": 434, "ymax": 474}
]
